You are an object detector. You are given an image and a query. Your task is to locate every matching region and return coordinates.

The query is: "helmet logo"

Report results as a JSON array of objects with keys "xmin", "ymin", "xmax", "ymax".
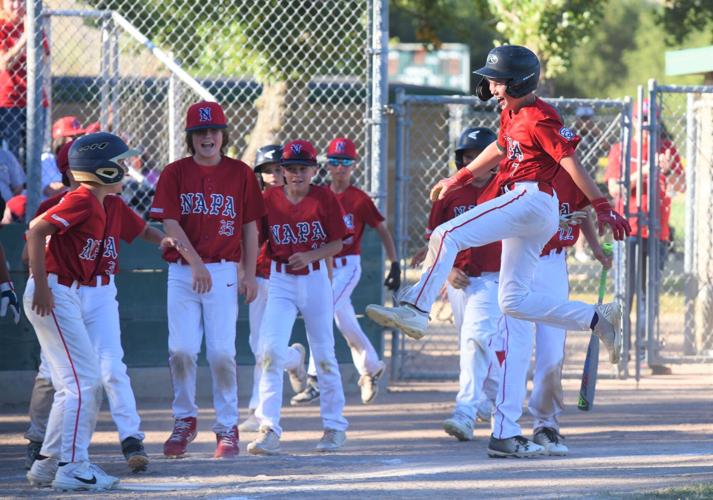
[
  {"xmin": 487, "ymin": 54, "xmax": 498, "ymax": 65},
  {"xmin": 78, "ymin": 141, "xmax": 109, "ymax": 152},
  {"xmin": 265, "ymin": 150, "xmax": 274, "ymax": 159},
  {"xmin": 198, "ymin": 107, "xmax": 212, "ymax": 122},
  {"xmin": 468, "ymin": 131, "xmax": 480, "ymax": 140},
  {"xmin": 291, "ymin": 143, "xmax": 303, "ymax": 154}
]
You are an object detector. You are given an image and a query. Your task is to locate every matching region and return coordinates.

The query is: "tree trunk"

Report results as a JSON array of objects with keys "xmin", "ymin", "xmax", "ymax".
[{"xmin": 241, "ymin": 81, "xmax": 288, "ymax": 165}]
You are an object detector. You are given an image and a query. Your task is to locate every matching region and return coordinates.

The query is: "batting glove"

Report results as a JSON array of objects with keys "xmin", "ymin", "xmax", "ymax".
[
  {"xmin": 384, "ymin": 261, "xmax": 401, "ymax": 291},
  {"xmin": 0, "ymin": 281, "xmax": 21, "ymax": 324},
  {"xmin": 430, "ymin": 168, "xmax": 474, "ymax": 202},
  {"xmin": 592, "ymin": 197, "xmax": 631, "ymax": 241}
]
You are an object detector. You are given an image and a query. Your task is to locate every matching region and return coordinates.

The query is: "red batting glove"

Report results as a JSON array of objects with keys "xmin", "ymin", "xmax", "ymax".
[
  {"xmin": 429, "ymin": 168, "xmax": 474, "ymax": 202},
  {"xmin": 591, "ymin": 197, "xmax": 631, "ymax": 241}
]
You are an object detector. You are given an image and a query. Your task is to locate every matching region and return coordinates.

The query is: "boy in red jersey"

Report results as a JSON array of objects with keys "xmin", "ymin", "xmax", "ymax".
[
  {"xmin": 367, "ymin": 45, "xmax": 629, "ymax": 367},
  {"xmin": 247, "ymin": 140, "xmax": 349, "ymax": 455},
  {"xmin": 150, "ymin": 101, "xmax": 265, "ymax": 459},
  {"xmin": 24, "ymin": 133, "xmax": 179, "ymax": 490},
  {"xmin": 291, "ymin": 137, "xmax": 398, "ymax": 407}
]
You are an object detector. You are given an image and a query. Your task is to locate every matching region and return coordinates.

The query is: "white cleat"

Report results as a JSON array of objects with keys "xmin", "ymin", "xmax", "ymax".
[
  {"xmin": 287, "ymin": 343, "xmax": 308, "ymax": 393},
  {"xmin": 51, "ymin": 461, "xmax": 119, "ymax": 491},
  {"xmin": 533, "ymin": 427, "xmax": 568, "ymax": 456},
  {"xmin": 247, "ymin": 427, "xmax": 281, "ymax": 456},
  {"xmin": 487, "ymin": 435, "xmax": 545, "ymax": 458},
  {"xmin": 443, "ymin": 411, "xmax": 474, "ymax": 441},
  {"xmin": 359, "ymin": 361, "xmax": 385, "ymax": 404},
  {"xmin": 315, "ymin": 429, "xmax": 346, "ymax": 452},
  {"xmin": 238, "ymin": 410, "xmax": 260, "ymax": 433},
  {"xmin": 27, "ymin": 457, "xmax": 58, "ymax": 487},
  {"xmin": 365, "ymin": 304, "xmax": 428, "ymax": 340},
  {"xmin": 593, "ymin": 302, "xmax": 623, "ymax": 364}
]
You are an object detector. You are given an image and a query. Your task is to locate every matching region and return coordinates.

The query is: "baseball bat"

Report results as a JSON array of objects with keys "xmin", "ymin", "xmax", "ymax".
[{"xmin": 577, "ymin": 243, "xmax": 613, "ymax": 412}]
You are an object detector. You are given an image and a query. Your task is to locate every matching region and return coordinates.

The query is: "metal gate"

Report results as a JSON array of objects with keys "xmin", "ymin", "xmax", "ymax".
[
  {"xmin": 390, "ymin": 92, "xmax": 633, "ymax": 380},
  {"xmin": 640, "ymin": 82, "xmax": 713, "ymax": 375}
]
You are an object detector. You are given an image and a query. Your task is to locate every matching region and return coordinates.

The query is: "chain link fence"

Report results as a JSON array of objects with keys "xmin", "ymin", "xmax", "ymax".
[
  {"xmin": 640, "ymin": 83, "xmax": 713, "ymax": 374},
  {"xmin": 390, "ymin": 92, "xmax": 632, "ymax": 380},
  {"xmin": 10, "ymin": 0, "xmax": 382, "ymax": 221}
]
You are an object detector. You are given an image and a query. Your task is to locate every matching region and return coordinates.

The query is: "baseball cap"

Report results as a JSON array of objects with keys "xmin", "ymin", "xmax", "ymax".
[
  {"xmin": 84, "ymin": 121, "xmax": 101, "ymax": 134},
  {"xmin": 52, "ymin": 116, "xmax": 85, "ymax": 140},
  {"xmin": 185, "ymin": 101, "xmax": 227, "ymax": 132},
  {"xmin": 56, "ymin": 140, "xmax": 74, "ymax": 175},
  {"xmin": 281, "ymin": 140, "xmax": 318, "ymax": 166},
  {"xmin": 327, "ymin": 137, "xmax": 357, "ymax": 160}
]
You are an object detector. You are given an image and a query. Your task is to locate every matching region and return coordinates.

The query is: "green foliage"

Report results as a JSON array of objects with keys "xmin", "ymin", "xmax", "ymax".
[{"xmin": 657, "ymin": 0, "xmax": 713, "ymax": 45}]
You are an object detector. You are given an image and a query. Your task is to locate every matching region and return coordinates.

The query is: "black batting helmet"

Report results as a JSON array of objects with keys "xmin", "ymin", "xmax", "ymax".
[
  {"xmin": 474, "ymin": 45, "xmax": 540, "ymax": 101},
  {"xmin": 69, "ymin": 132, "xmax": 139, "ymax": 185},
  {"xmin": 455, "ymin": 127, "xmax": 497, "ymax": 168},
  {"xmin": 254, "ymin": 144, "xmax": 282, "ymax": 173}
]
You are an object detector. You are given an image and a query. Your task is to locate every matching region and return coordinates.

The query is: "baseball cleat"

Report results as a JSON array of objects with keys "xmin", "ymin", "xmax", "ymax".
[
  {"xmin": 214, "ymin": 425, "xmax": 240, "ymax": 459},
  {"xmin": 238, "ymin": 410, "xmax": 260, "ymax": 433},
  {"xmin": 359, "ymin": 361, "xmax": 385, "ymax": 404},
  {"xmin": 487, "ymin": 435, "xmax": 545, "ymax": 458},
  {"xmin": 51, "ymin": 461, "xmax": 119, "ymax": 491},
  {"xmin": 25, "ymin": 440, "xmax": 43, "ymax": 470},
  {"xmin": 121, "ymin": 436, "xmax": 149, "ymax": 472},
  {"xmin": 476, "ymin": 400, "xmax": 494, "ymax": 423},
  {"xmin": 365, "ymin": 304, "xmax": 428, "ymax": 340},
  {"xmin": 163, "ymin": 416, "xmax": 197, "ymax": 458},
  {"xmin": 287, "ymin": 343, "xmax": 308, "ymax": 393},
  {"xmin": 315, "ymin": 429, "xmax": 346, "ymax": 452},
  {"xmin": 247, "ymin": 427, "xmax": 281, "ymax": 456},
  {"xmin": 443, "ymin": 411, "xmax": 474, "ymax": 441},
  {"xmin": 533, "ymin": 427, "xmax": 568, "ymax": 456},
  {"xmin": 593, "ymin": 302, "xmax": 623, "ymax": 364},
  {"xmin": 27, "ymin": 457, "xmax": 58, "ymax": 487},
  {"xmin": 291, "ymin": 376, "xmax": 320, "ymax": 406}
]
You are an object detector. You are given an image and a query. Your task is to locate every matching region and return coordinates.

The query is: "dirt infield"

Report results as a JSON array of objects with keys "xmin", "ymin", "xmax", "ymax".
[{"xmin": 1, "ymin": 364, "xmax": 711, "ymax": 499}]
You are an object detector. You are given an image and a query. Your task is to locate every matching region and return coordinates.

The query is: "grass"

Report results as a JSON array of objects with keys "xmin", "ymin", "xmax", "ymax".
[{"xmin": 630, "ymin": 483, "xmax": 713, "ymax": 499}]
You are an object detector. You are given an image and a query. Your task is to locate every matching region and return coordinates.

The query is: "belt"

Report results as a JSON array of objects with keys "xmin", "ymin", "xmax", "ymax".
[
  {"xmin": 176, "ymin": 257, "xmax": 233, "ymax": 265},
  {"xmin": 333, "ymin": 257, "xmax": 348, "ymax": 268},
  {"xmin": 503, "ymin": 181, "xmax": 554, "ymax": 197},
  {"xmin": 274, "ymin": 260, "xmax": 321, "ymax": 276},
  {"xmin": 56, "ymin": 274, "xmax": 112, "ymax": 288}
]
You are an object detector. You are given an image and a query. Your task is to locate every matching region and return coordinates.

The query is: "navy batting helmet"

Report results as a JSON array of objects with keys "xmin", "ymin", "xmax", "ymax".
[
  {"xmin": 474, "ymin": 45, "xmax": 540, "ymax": 101},
  {"xmin": 455, "ymin": 127, "xmax": 497, "ymax": 168},
  {"xmin": 254, "ymin": 144, "xmax": 282, "ymax": 173},
  {"xmin": 69, "ymin": 132, "xmax": 139, "ymax": 185}
]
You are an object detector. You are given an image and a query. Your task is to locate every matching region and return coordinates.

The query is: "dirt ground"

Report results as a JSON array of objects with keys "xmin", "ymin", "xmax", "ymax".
[{"xmin": 1, "ymin": 364, "xmax": 712, "ymax": 499}]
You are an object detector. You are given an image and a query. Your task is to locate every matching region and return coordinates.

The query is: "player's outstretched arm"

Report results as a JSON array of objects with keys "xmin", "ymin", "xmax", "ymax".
[
  {"xmin": 430, "ymin": 142, "xmax": 503, "ymax": 202},
  {"xmin": 239, "ymin": 221, "xmax": 259, "ymax": 304},
  {"xmin": 26, "ymin": 220, "xmax": 58, "ymax": 316},
  {"xmin": 163, "ymin": 219, "xmax": 212, "ymax": 293},
  {"xmin": 559, "ymin": 156, "xmax": 631, "ymax": 240},
  {"xmin": 581, "ymin": 214, "xmax": 612, "ymax": 269},
  {"xmin": 375, "ymin": 221, "xmax": 400, "ymax": 290}
]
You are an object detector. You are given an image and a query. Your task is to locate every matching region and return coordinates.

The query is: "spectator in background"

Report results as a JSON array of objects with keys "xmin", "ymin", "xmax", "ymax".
[
  {"xmin": 40, "ymin": 116, "xmax": 85, "ymax": 199},
  {"xmin": 0, "ymin": 144, "xmax": 23, "ymax": 201},
  {"xmin": 0, "ymin": 0, "xmax": 49, "ymax": 162}
]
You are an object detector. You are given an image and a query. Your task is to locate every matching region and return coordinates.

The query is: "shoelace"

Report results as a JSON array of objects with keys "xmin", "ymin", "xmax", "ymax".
[
  {"xmin": 513, "ymin": 435, "xmax": 532, "ymax": 447},
  {"xmin": 169, "ymin": 420, "xmax": 193, "ymax": 441},
  {"xmin": 540, "ymin": 428, "xmax": 562, "ymax": 444},
  {"xmin": 322, "ymin": 430, "xmax": 338, "ymax": 442},
  {"xmin": 218, "ymin": 429, "xmax": 238, "ymax": 446}
]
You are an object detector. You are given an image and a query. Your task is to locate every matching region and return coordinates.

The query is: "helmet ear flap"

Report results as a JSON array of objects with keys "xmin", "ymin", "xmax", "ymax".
[{"xmin": 476, "ymin": 77, "xmax": 492, "ymax": 101}]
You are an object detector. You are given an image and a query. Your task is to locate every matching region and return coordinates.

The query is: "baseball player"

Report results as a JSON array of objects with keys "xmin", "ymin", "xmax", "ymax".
[
  {"xmin": 23, "ymin": 141, "xmax": 152, "ymax": 474},
  {"xmin": 290, "ymin": 137, "xmax": 398, "ymax": 407},
  {"xmin": 488, "ymin": 167, "xmax": 611, "ymax": 457},
  {"xmin": 247, "ymin": 140, "xmax": 349, "ymax": 455},
  {"xmin": 150, "ymin": 101, "xmax": 265, "ymax": 459},
  {"xmin": 240, "ymin": 144, "xmax": 307, "ymax": 433},
  {"xmin": 366, "ymin": 45, "xmax": 630, "ymax": 369},
  {"xmin": 412, "ymin": 127, "xmax": 504, "ymax": 441},
  {"xmin": 23, "ymin": 133, "xmax": 179, "ymax": 490}
]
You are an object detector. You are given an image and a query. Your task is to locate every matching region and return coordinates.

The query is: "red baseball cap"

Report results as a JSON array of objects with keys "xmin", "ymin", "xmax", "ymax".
[
  {"xmin": 281, "ymin": 140, "xmax": 318, "ymax": 166},
  {"xmin": 52, "ymin": 116, "xmax": 85, "ymax": 139},
  {"xmin": 56, "ymin": 140, "xmax": 74, "ymax": 175},
  {"xmin": 84, "ymin": 121, "xmax": 101, "ymax": 134},
  {"xmin": 185, "ymin": 101, "xmax": 227, "ymax": 131},
  {"xmin": 327, "ymin": 137, "xmax": 357, "ymax": 160}
]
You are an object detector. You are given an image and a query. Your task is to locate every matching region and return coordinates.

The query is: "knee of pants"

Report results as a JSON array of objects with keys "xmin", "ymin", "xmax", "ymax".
[
  {"xmin": 259, "ymin": 345, "xmax": 288, "ymax": 373},
  {"xmin": 169, "ymin": 351, "xmax": 198, "ymax": 381},
  {"xmin": 99, "ymin": 357, "xmax": 129, "ymax": 384},
  {"xmin": 498, "ymin": 287, "xmax": 527, "ymax": 318},
  {"xmin": 206, "ymin": 353, "xmax": 237, "ymax": 390}
]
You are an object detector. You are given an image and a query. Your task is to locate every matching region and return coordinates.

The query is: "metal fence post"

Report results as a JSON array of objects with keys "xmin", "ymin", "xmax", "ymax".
[
  {"xmin": 646, "ymin": 79, "xmax": 660, "ymax": 367},
  {"xmin": 100, "ymin": 16, "xmax": 111, "ymax": 131},
  {"xmin": 391, "ymin": 88, "xmax": 406, "ymax": 381},
  {"xmin": 369, "ymin": 0, "xmax": 388, "ymax": 214},
  {"xmin": 634, "ymin": 86, "xmax": 645, "ymax": 382},
  {"xmin": 25, "ymin": 0, "xmax": 44, "ymax": 222},
  {"xmin": 683, "ymin": 93, "xmax": 697, "ymax": 355},
  {"xmin": 618, "ymin": 97, "xmax": 633, "ymax": 378}
]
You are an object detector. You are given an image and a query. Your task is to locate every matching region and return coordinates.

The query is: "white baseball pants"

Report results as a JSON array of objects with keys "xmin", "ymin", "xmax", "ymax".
[
  {"xmin": 167, "ymin": 261, "xmax": 240, "ymax": 433},
  {"xmin": 307, "ymin": 255, "xmax": 381, "ymax": 377},
  {"xmin": 402, "ymin": 183, "xmax": 595, "ymax": 331},
  {"xmin": 446, "ymin": 271, "xmax": 502, "ymax": 420},
  {"xmin": 256, "ymin": 261, "xmax": 348, "ymax": 437},
  {"xmin": 23, "ymin": 275, "xmax": 102, "ymax": 463}
]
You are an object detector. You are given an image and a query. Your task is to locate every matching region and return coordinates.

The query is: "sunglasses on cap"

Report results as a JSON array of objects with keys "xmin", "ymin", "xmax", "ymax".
[{"xmin": 327, "ymin": 158, "xmax": 354, "ymax": 167}]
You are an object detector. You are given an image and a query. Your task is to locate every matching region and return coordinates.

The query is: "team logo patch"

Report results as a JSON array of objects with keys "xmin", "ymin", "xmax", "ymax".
[
  {"xmin": 336, "ymin": 141, "xmax": 346, "ymax": 153},
  {"xmin": 291, "ymin": 143, "xmax": 303, "ymax": 154},
  {"xmin": 559, "ymin": 127, "xmax": 575, "ymax": 140},
  {"xmin": 487, "ymin": 54, "xmax": 498, "ymax": 65},
  {"xmin": 199, "ymin": 107, "xmax": 212, "ymax": 122}
]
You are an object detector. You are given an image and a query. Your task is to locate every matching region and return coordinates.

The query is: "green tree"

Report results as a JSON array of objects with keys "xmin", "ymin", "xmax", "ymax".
[{"xmin": 657, "ymin": 0, "xmax": 713, "ymax": 45}]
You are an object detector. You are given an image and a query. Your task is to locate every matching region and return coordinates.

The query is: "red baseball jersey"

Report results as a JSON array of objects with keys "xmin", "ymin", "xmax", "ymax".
[
  {"xmin": 34, "ymin": 192, "xmax": 66, "ymax": 218},
  {"xmin": 150, "ymin": 156, "xmax": 265, "ymax": 263},
  {"xmin": 427, "ymin": 183, "xmax": 501, "ymax": 276},
  {"xmin": 261, "ymin": 185, "xmax": 349, "ymax": 262},
  {"xmin": 256, "ymin": 242, "xmax": 271, "ymax": 279},
  {"xmin": 42, "ymin": 187, "xmax": 146, "ymax": 281},
  {"xmin": 496, "ymin": 97, "xmax": 580, "ymax": 189},
  {"xmin": 335, "ymin": 185, "xmax": 385, "ymax": 257},
  {"xmin": 604, "ymin": 138, "xmax": 682, "ymax": 241},
  {"xmin": 541, "ymin": 168, "xmax": 590, "ymax": 255}
]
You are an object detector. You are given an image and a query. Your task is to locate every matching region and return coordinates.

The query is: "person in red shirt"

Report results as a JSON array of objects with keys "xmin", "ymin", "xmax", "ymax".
[
  {"xmin": 290, "ymin": 137, "xmax": 399, "ymax": 407},
  {"xmin": 366, "ymin": 45, "xmax": 629, "ymax": 456},
  {"xmin": 23, "ymin": 133, "xmax": 179, "ymax": 490},
  {"xmin": 239, "ymin": 144, "xmax": 307, "ymax": 434},
  {"xmin": 150, "ymin": 101, "xmax": 265, "ymax": 460},
  {"xmin": 247, "ymin": 140, "xmax": 349, "ymax": 456}
]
